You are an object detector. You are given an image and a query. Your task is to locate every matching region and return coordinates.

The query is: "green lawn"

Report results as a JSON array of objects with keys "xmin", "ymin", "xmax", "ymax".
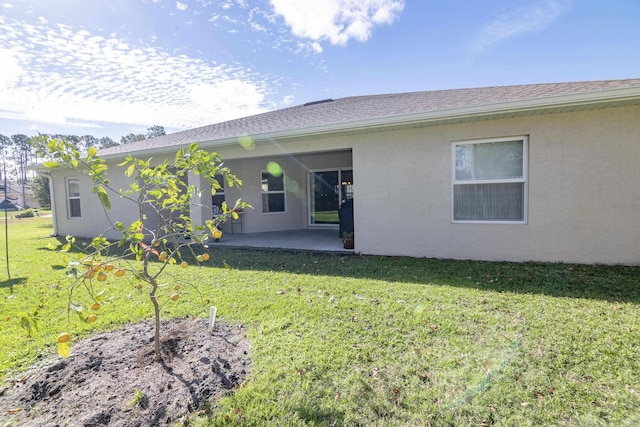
[
  {"xmin": 312, "ymin": 210, "xmax": 339, "ymax": 224},
  {"xmin": 1, "ymin": 215, "xmax": 639, "ymax": 426}
]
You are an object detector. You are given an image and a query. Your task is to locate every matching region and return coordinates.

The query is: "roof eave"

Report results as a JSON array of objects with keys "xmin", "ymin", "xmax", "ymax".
[
  {"xmin": 292, "ymin": 85, "xmax": 640, "ymax": 137},
  {"xmin": 100, "ymin": 86, "xmax": 640, "ymax": 160}
]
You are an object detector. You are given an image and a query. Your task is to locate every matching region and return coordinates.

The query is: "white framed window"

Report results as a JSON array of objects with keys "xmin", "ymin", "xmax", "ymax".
[
  {"xmin": 452, "ymin": 136, "xmax": 528, "ymax": 223},
  {"xmin": 261, "ymin": 171, "xmax": 286, "ymax": 213},
  {"xmin": 66, "ymin": 177, "xmax": 81, "ymax": 219}
]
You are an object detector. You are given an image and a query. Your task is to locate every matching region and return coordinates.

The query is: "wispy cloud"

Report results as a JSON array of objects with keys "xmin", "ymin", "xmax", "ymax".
[
  {"xmin": 269, "ymin": 0, "xmax": 404, "ymax": 47},
  {"xmin": 472, "ymin": 0, "xmax": 572, "ymax": 55},
  {"xmin": 176, "ymin": 1, "xmax": 188, "ymax": 11},
  {"xmin": 0, "ymin": 17, "xmax": 274, "ymax": 131}
]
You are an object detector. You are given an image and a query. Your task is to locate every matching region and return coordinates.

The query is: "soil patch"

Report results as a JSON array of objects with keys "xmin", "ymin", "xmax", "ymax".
[{"xmin": 0, "ymin": 318, "xmax": 250, "ymax": 426}]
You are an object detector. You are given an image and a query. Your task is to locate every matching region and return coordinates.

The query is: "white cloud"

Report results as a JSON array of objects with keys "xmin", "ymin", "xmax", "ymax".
[
  {"xmin": 0, "ymin": 48, "xmax": 22, "ymax": 88},
  {"xmin": 269, "ymin": 0, "xmax": 404, "ymax": 46},
  {"xmin": 0, "ymin": 18, "xmax": 272, "ymax": 130},
  {"xmin": 472, "ymin": 0, "xmax": 572, "ymax": 54},
  {"xmin": 189, "ymin": 81, "xmax": 264, "ymax": 110},
  {"xmin": 310, "ymin": 41, "xmax": 322, "ymax": 53},
  {"xmin": 282, "ymin": 95, "xmax": 294, "ymax": 105},
  {"xmin": 176, "ymin": 1, "xmax": 188, "ymax": 11}
]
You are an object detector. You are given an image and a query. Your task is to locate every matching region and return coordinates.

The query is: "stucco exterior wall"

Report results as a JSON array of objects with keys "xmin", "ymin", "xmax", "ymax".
[
  {"xmin": 351, "ymin": 105, "xmax": 640, "ymax": 264},
  {"xmin": 50, "ymin": 159, "xmax": 143, "ymax": 240},
  {"xmin": 215, "ymin": 151, "xmax": 352, "ymax": 233},
  {"xmin": 49, "ymin": 104, "xmax": 639, "ymax": 264},
  {"xmin": 51, "ymin": 150, "xmax": 353, "ymax": 238}
]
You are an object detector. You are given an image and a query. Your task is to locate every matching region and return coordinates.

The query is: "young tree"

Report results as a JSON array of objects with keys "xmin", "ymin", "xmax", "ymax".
[{"xmin": 34, "ymin": 136, "xmax": 247, "ymax": 361}]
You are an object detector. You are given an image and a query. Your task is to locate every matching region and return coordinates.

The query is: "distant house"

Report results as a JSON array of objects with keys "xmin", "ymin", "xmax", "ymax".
[
  {"xmin": 0, "ymin": 182, "xmax": 36, "ymax": 209},
  {"xmin": 46, "ymin": 79, "xmax": 640, "ymax": 264}
]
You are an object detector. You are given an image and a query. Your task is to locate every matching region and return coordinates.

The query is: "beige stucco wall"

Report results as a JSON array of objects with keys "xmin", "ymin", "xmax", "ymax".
[
  {"xmin": 50, "ymin": 159, "xmax": 149, "ymax": 241},
  {"xmin": 51, "ymin": 151, "xmax": 353, "ymax": 238},
  {"xmin": 208, "ymin": 151, "xmax": 352, "ymax": 234},
  {"xmin": 50, "ymin": 104, "xmax": 640, "ymax": 264},
  {"xmin": 351, "ymin": 105, "xmax": 640, "ymax": 264}
]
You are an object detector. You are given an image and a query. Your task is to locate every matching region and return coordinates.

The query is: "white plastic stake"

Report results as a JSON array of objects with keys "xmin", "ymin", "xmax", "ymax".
[{"xmin": 208, "ymin": 306, "xmax": 217, "ymax": 333}]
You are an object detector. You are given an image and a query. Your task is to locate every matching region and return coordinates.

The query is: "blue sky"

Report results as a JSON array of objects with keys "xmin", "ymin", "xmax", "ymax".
[{"xmin": 0, "ymin": 0, "xmax": 638, "ymax": 140}]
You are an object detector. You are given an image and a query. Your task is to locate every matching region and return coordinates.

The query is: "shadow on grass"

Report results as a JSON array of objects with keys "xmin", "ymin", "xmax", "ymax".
[
  {"xmin": 0, "ymin": 277, "xmax": 27, "ymax": 290},
  {"xmin": 205, "ymin": 248, "xmax": 640, "ymax": 304},
  {"xmin": 40, "ymin": 236, "xmax": 640, "ymax": 304}
]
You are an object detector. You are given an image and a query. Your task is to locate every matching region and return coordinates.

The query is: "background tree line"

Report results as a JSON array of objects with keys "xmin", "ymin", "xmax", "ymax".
[{"xmin": 0, "ymin": 126, "xmax": 166, "ymax": 209}]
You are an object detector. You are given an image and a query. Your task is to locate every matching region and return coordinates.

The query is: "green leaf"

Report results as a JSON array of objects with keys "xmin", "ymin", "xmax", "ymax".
[
  {"xmin": 92, "ymin": 163, "xmax": 108, "ymax": 175},
  {"xmin": 175, "ymin": 148, "xmax": 184, "ymax": 163},
  {"xmin": 129, "ymin": 221, "xmax": 143, "ymax": 234},
  {"xmin": 20, "ymin": 316, "xmax": 35, "ymax": 335},
  {"xmin": 114, "ymin": 221, "xmax": 124, "ymax": 231},
  {"xmin": 97, "ymin": 188, "xmax": 111, "ymax": 209},
  {"xmin": 87, "ymin": 147, "xmax": 97, "ymax": 158},
  {"xmin": 43, "ymin": 161, "xmax": 61, "ymax": 168}
]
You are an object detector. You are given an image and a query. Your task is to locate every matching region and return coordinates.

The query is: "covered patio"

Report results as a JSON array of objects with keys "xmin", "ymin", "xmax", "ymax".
[{"xmin": 209, "ymin": 229, "xmax": 352, "ymax": 254}]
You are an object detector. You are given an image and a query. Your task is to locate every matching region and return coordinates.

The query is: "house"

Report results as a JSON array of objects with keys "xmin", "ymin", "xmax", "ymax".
[
  {"xmin": 46, "ymin": 79, "xmax": 640, "ymax": 264},
  {"xmin": 0, "ymin": 182, "xmax": 37, "ymax": 209}
]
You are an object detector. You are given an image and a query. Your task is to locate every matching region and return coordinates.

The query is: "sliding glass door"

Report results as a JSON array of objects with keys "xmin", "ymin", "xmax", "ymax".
[{"xmin": 309, "ymin": 169, "xmax": 353, "ymax": 225}]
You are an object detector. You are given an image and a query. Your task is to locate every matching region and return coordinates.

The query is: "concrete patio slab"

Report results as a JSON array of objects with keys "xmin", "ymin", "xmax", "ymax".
[{"xmin": 208, "ymin": 229, "xmax": 352, "ymax": 254}]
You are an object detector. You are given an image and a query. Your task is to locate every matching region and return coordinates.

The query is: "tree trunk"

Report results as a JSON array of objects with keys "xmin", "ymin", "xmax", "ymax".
[{"xmin": 144, "ymin": 255, "xmax": 162, "ymax": 362}]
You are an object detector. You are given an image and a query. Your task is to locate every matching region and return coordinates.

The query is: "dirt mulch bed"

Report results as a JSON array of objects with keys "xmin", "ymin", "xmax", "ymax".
[{"xmin": 0, "ymin": 318, "xmax": 250, "ymax": 426}]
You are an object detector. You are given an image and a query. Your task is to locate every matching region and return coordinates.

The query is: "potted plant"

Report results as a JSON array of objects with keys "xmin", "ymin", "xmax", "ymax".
[{"xmin": 343, "ymin": 232, "xmax": 354, "ymax": 249}]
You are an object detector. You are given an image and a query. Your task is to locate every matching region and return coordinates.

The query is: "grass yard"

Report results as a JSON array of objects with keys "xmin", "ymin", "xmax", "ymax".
[{"xmin": 1, "ymin": 215, "xmax": 639, "ymax": 426}]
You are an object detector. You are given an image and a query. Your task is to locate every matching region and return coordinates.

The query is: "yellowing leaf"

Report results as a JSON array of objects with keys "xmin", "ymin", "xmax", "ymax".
[
  {"xmin": 97, "ymin": 188, "xmax": 111, "ymax": 209},
  {"xmin": 57, "ymin": 342, "xmax": 70, "ymax": 358},
  {"xmin": 43, "ymin": 161, "xmax": 61, "ymax": 168}
]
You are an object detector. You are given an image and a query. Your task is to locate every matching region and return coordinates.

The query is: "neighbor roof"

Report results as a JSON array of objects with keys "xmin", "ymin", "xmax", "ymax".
[{"xmin": 100, "ymin": 78, "xmax": 640, "ymax": 158}]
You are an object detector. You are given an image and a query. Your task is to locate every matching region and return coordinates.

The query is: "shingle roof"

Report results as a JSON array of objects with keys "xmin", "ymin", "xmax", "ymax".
[{"xmin": 100, "ymin": 78, "xmax": 640, "ymax": 157}]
